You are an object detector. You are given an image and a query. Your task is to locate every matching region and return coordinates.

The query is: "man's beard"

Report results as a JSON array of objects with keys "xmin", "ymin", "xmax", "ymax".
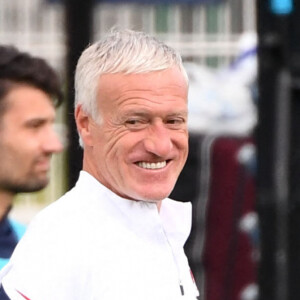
[{"xmin": 0, "ymin": 176, "xmax": 49, "ymax": 194}]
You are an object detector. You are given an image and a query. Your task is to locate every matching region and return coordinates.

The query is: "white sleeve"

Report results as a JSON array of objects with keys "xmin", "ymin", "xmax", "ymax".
[{"xmin": 0, "ymin": 212, "xmax": 83, "ymax": 300}]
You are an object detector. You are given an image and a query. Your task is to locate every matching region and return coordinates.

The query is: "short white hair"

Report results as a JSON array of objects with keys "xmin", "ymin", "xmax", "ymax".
[{"xmin": 74, "ymin": 28, "xmax": 188, "ymax": 145}]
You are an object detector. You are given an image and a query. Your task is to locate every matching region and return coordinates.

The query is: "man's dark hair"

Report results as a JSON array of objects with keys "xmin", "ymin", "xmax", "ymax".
[{"xmin": 0, "ymin": 45, "xmax": 63, "ymax": 110}]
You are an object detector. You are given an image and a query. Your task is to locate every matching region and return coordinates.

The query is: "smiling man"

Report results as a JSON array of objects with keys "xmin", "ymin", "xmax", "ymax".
[
  {"xmin": 0, "ymin": 45, "xmax": 63, "ymax": 272},
  {"xmin": 0, "ymin": 30, "xmax": 199, "ymax": 300},
  {"xmin": 79, "ymin": 68, "xmax": 189, "ymax": 206}
]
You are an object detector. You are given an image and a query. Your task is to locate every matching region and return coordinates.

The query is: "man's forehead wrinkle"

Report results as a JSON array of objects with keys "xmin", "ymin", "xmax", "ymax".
[
  {"xmin": 115, "ymin": 99, "xmax": 187, "ymax": 115},
  {"xmin": 118, "ymin": 83, "xmax": 186, "ymax": 93}
]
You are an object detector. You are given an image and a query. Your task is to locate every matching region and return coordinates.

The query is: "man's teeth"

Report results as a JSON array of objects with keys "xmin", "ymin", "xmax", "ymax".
[{"xmin": 138, "ymin": 161, "xmax": 167, "ymax": 169}]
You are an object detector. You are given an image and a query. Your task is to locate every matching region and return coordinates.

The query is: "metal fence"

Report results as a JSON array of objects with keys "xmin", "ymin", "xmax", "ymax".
[{"xmin": 0, "ymin": 0, "xmax": 256, "ymax": 69}]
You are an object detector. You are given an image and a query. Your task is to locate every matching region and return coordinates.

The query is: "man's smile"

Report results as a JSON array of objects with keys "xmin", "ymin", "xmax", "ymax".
[{"xmin": 136, "ymin": 160, "xmax": 168, "ymax": 170}]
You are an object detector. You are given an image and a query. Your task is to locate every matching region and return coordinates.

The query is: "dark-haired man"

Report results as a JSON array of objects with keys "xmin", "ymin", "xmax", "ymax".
[{"xmin": 0, "ymin": 45, "xmax": 63, "ymax": 269}]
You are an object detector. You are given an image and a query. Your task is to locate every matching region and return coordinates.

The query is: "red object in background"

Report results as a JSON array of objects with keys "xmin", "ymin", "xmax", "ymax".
[
  {"xmin": 171, "ymin": 135, "xmax": 257, "ymax": 300},
  {"xmin": 202, "ymin": 137, "xmax": 257, "ymax": 300}
]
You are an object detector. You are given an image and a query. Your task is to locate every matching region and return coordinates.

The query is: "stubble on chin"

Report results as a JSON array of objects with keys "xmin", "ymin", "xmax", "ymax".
[{"xmin": 0, "ymin": 175, "xmax": 49, "ymax": 194}]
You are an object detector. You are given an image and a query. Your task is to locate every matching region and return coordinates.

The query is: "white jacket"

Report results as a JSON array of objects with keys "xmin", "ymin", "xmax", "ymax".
[{"xmin": 1, "ymin": 171, "xmax": 199, "ymax": 300}]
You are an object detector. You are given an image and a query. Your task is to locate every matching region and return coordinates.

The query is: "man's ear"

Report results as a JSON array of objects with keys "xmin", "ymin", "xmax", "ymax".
[{"xmin": 75, "ymin": 105, "xmax": 93, "ymax": 146}]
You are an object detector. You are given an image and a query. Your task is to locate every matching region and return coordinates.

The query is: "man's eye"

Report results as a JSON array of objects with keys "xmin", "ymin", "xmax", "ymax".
[
  {"xmin": 125, "ymin": 119, "xmax": 147, "ymax": 129},
  {"xmin": 26, "ymin": 120, "xmax": 44, "ymax": 129},
  {"xmin": 166, "ymin": 118, "xmax": 186, "ymax": 128},
  {"xmin": 167, "ymin": 118, "xmax": 184, "ymax": 124},
  {"xmin": 126, "ymin": 119, "xmax": 139, "ymax": 125}
]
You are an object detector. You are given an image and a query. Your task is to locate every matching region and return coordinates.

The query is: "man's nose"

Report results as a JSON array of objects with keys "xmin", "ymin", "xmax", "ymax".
[
  {"xmin": 143, "ymin": 122, "xmax": 173, "ymax": 157},
  {"xmin": 42, "ymin": 126, "xmax": 64, "ymax": 154}
]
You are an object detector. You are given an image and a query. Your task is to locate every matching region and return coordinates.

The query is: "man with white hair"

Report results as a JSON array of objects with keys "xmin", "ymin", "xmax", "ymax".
[{"xmin": 0, "ymin": 29, "xmax": 199, "ymax": 300}]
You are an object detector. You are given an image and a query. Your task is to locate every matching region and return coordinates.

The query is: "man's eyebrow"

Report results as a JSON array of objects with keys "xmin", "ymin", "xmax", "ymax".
[
  {"xmin": 123, "ymin": 109, "xmax": 187, "ymax": 116},
  {"xmin": 24, "ymin": 117, "xmax": 53, "ymax": 126},
  {"xmin": 122, "ymin": 110, "xmax": 150, "ymax": 118},
  {"xmin": 167, "ymin": 110, "xmax": 188, "ymax": 117}
]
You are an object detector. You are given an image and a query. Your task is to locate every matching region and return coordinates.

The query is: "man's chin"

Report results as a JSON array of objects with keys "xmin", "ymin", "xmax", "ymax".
[
  {"xmin": 134, "ymin": 189, "xmax": 172, "ymax": 202},
  {"xmin": 9, "ymin": 178, "xmax": 49, "ymax": 194}
]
